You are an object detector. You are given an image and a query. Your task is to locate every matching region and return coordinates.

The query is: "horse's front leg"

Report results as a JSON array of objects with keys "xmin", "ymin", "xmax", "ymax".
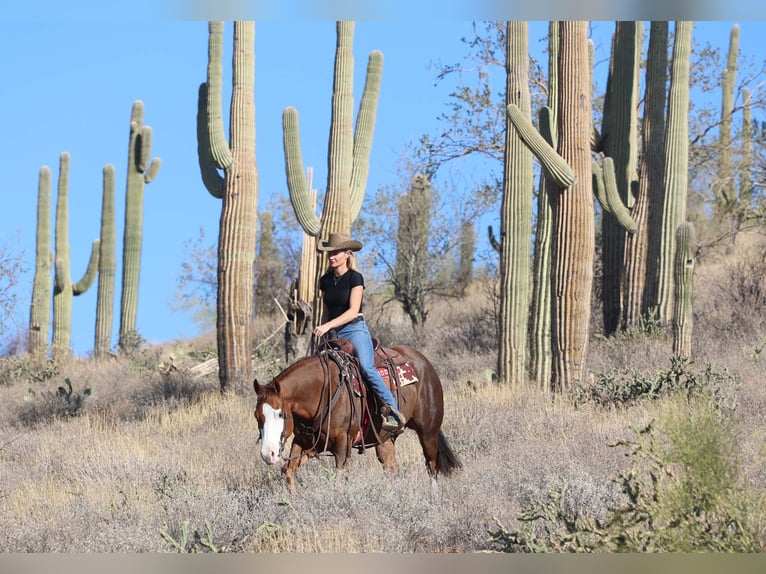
[
  {"xmin": 331, "ymin": 431, "xmax": 353, "ymax": 469},
  {"xmin": 374, "ymin": 438, "xmax": 399, "ymax": 474},
  {"xmin": 281, "ymin": 441, "xmax": 309, "ymax": 493}
]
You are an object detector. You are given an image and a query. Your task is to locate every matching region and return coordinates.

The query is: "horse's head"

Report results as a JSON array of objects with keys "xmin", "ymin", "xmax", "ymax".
[{"xmin": 253, "ymin": 378, "xmax": 293, "ymax": 465}]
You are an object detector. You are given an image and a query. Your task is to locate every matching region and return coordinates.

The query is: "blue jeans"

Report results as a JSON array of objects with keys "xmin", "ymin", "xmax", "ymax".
[{"xmin": 336, "ymin": 319, "xmax": 399, "ymax": 411}]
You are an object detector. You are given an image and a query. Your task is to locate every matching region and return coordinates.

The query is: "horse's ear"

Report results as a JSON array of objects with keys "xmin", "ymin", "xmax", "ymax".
[{"xmin": 273, "ymin": 380, "xmax": 281, "ymax": 395}]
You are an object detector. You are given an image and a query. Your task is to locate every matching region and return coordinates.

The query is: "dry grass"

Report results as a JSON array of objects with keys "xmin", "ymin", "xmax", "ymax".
[{"xmin": 1, "ymin": 243, "xmax": 765, "ymax": 552}]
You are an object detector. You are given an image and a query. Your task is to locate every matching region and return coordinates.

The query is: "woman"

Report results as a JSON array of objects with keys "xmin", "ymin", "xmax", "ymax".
[{"xmin": 313, "ymin": 232, "xmax": 405, "ymax": 433}]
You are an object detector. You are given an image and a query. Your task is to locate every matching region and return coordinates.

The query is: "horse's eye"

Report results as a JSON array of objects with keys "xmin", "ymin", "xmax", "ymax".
[{"xmin": 280, "ymin": 412, "xmax": 288, "ymax": 420}]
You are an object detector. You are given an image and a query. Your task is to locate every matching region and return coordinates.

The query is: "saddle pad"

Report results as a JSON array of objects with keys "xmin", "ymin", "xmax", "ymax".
[
  {"xmin": 379, "ymin": 361, "xmax": 418, "ymax": 387},
  {"xmin": 352, "ymin": 361, "xmax": 419, "ymax": 396}
]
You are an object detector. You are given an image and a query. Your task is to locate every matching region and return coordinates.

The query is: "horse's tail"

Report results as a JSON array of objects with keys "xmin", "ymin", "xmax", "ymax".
[{"xmin": 436, "ymin": 431, "xmax": 462, "ymax": 476}]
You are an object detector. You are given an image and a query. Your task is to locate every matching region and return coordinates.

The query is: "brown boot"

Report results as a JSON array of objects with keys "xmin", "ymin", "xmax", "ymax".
[{"xmin": 381, "ymin": 406, "xmax": 406, "ymax": 432}]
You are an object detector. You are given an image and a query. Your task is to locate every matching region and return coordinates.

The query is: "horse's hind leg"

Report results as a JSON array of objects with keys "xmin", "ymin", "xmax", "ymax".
[
  {"xmin": 374, "ymin": 439, "xmax": 398, "ymax": 474},
  {"xmin": 416, "ymin": 430, "xmax": 440, "ymax": 477}
]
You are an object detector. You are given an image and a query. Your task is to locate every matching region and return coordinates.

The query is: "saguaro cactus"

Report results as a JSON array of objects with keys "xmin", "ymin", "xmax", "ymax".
[
  {"xmin": 550, "ymin": 21, "xmax": 594, "ymax": 390},
  {"xmin": 196, "ymin": 21, "xmax": 258, "ymax": 390},
  {"xmin": 394, "ymin": 173, "xmax": 431, "ymax": 328},
  {"xmin": 672, "ymin": 221, "xmax": 695, "ymax": 358},
  {"xmin": 716, "ymin": 24, "xmax": 740, "ymax": 216},
  {"xmin": 497, "ymin": 21, "xmax": 533, "ymax": 387},
  {"xmin": 282, "ymin": 21, "xmax": 382, "ymax": 322},
  {"xmin": 654, "ymin": 21, "xmax": 693, "ymax": 326},
  {"xmin": 51, "ymin": 152, "xmax": 100, "ymax": 355},
  {"xmin": 119, "ymin": 100, "xmax": 160, "ymax": 350},
  {"xmin": 28, "ymin": 166, "xmax": 52, "ymax": 353},
  {"xmin": 601, "ymin": 21, "xmax": 641, "ymax": 336},
  {"xmin": 624, "ymin": 21, "xmax": 669, "ymax": 329},
  {"xmin": 94, "ymin": 165, "xmax": 116, "ymax": 358},
  {"xmin": 529, "ymin": 21, "xmax": 559, "ymax": 391}
]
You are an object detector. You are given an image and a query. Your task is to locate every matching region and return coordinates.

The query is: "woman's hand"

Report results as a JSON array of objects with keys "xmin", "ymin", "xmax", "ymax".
[{"xmin": 313, "ymin": 324, "xmax": 330, "ymax": 338}]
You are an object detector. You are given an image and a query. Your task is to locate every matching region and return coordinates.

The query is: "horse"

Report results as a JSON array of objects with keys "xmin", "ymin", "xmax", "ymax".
[{"xmin": 253, "ymin": 341, "xmax": 462, "ymax": 491}]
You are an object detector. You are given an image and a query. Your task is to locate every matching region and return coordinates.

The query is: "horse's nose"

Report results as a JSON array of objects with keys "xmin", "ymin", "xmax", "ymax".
[{"xmin": 261, "ymin": 446, "xmax": 280, "ymax": 465}]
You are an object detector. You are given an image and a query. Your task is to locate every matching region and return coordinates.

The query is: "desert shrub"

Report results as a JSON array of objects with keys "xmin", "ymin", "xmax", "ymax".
[
  {"xmin": 572, "ymin": 356, "xmax": 739, "ymax": 412},
  {"xmin": 17, "ymin": 377, "xmax": 91, "ymax": 425},
  {"xmin": 488, "ymin": 397, "xmax": 765, "ymax": 552},
  {"xmin": 0, "ymin": 350, "xmax": 60, "ymax": 386}
]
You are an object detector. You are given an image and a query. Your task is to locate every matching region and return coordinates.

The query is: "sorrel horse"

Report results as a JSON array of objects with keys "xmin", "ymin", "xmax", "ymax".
[{"xmin": 254, "ymin": 342, "xmax": 462, "ymax": 491}]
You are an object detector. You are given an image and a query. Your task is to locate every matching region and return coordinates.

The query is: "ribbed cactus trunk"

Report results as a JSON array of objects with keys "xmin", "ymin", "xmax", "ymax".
[
  {"xmin": 654, "ymin": 21, "xmax": 692, "ymax": 326},
  {"xmin": 624, "ymin": 21, "xmax": 668, "ymax": 328},
  {"xmin": 28, "ymin": 166, "xmax": 52, "ymax": 354},
  {"xmin": 601, "ymin": 21, "xmax": 640, "ymax": 335},
  {"xmin": 529, "ymin": 21, "xmax": 558, "ymax": 391},
  {"xmin": 52, "ymin": 152, "xmax": 100, "ymax": 356},
  {"xmin": 119, "ymin": 101, "xmax": 160, "ymax": 350},
  {"xmin": 716, "ymin": 24, "xmax": 739, "ymax": 219},
  {"xmin": 497, "ymin": 21, "xmax": 533, "ymax": 387},
  {"xmin": 216, "ymin": 21, "xmax": 258, "ymax": 390},
  {"xmin": 282, "ymin": 21, "xmax": 382, "ymax": 327},
  {"xmin": 94, "ymin": 165, "xmax": 116, "ymax": 358},
  {"xmin": 197, "ymin": 21, "xmax": 258, "ymax": 391},
  {"xmin": 550, "ymin": 21, "xmax": 594, "ymax": 391},
  {"xmin": 672, "ymin": 222, "xmax": 695, "ymax": 358}
]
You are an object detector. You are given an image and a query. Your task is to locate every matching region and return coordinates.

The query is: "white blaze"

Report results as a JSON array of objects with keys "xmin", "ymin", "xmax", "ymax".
[{"xmin": 260, "ymin": 403, "xmax": 285, "ymax": 465}]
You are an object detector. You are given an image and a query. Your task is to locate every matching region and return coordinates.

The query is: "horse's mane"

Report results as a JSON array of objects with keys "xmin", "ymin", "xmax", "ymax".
[{"xmin": 270, "ymin": 354, "xmax": 320, "ymax": 387}]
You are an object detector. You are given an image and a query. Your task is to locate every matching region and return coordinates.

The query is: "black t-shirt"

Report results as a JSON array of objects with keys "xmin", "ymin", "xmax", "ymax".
[{"xmin": 319, "ymin": 269, "xmax": 365, "ymax": 321}]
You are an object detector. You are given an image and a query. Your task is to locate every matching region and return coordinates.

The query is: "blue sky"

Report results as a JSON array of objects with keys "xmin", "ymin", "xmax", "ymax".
[{"xmin": 2, "ymin": 4, "xmax": 766, "ymax": 355}]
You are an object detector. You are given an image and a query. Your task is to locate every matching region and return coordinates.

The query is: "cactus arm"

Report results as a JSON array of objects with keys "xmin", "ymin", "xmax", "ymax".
[
  {"xmin": 144, "ymin": 158, "xmax": 161, "ymax": 184},
  {"xmin": 206, "ymin": 21, "xmax": 233, "ymax": 170},
  {"xmin": 196, "ymin": 83, "xmax": 225, "ymax": 198},
  {"xmin": 506, "ymin": 103, "xmax": 575, "ymax": 188},
  {"xmin": 72, "ymin": 240, "xmax": 100, "ymax": 295},
  {"xmin": 601, "ymin": 157, "xmax": 637, "ymax": 233},
  {"xmin": 283, "ymin": 107, "xmax": 321, "ymax": 236},
  {"xmin": 592, "ymin": 160, "xmax": 610, "ymax": 213},
  {"xmin": 350, "ymin": 49, "xmax": 383, "ymax": 220},
  {"xmin": 487, "ymin": 225, "xmax": 500, "ymax": 252}
]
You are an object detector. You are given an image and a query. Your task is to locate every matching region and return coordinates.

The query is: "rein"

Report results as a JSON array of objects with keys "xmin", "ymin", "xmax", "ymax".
[{"xmin": 281, "ymin": 347, "xmax": 360, "ymax": 461}]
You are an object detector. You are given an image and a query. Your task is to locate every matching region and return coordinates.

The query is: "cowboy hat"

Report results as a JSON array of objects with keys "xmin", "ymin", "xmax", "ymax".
[{"xmin": 316, "ymin": 232, "xmax": 363, "ymax": 252}]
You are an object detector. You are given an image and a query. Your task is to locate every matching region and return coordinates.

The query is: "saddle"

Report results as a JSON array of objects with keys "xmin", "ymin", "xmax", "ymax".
[
  {"xmin": 317, "ymin": 337, "xmax": 418, "ymax": 450},
  {"xmin": 318, "ymin": 337, "xmax": 418, "ymax": 394}
]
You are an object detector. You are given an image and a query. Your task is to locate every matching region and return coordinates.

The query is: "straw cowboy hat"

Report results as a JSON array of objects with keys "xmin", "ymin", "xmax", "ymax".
[{"xmin": 316, "ymin": 232, "xmax": 363, "ymax": 252}]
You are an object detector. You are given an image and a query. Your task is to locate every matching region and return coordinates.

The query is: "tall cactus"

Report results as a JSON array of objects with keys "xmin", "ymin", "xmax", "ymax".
[
  {"xmin": 672, "ymin": 221, "xmax": 695, "ymax": 358},
  {"xmin": 51, "ymin": 152, "xmax": 100, "ymax": 355},
  {"xmin": 528, "ymin": 22, "xmax": 559, "ymax": 392},
  {"xmin": 119, "ymin": 100, "xmax": 160, "ymax": 350},
  {"xmin": 497, "ymin": 21, "xmax": 533, "ymax": 387},
  {"xmin": 600, "ymin": 21, "xmax": 641, "ymax": 335},
  {"xmin": 550, "ymin": 21, "xmax": 594, "ymax": 390},
  {"xmin": 716, "ymin": 24, "xmax": 740, "ymax": 217},
  {"xmin": 624, "ymin": 21, "xmax": 669, "ymax": 328},
  {"xmin": 94, "ymin": 165, "xmax": 116, "ymax": 358},
  {"xmin": 196, "ymin": 21, "xmax": 258, "ymax": 391},
  {"xmin": 28, "ymin": 166, "xmax": 52, "ymax": 353},
  {"xmin": 654, "ymin": 21, "xmax": 693, "ymax": 325},
  {"xmin": 394, "ymin": 173, "xmax": 431, "ymax": 328},
  {"xmin": 282, "ymin": 21, "xmax": 382, "ymax": 323}
]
